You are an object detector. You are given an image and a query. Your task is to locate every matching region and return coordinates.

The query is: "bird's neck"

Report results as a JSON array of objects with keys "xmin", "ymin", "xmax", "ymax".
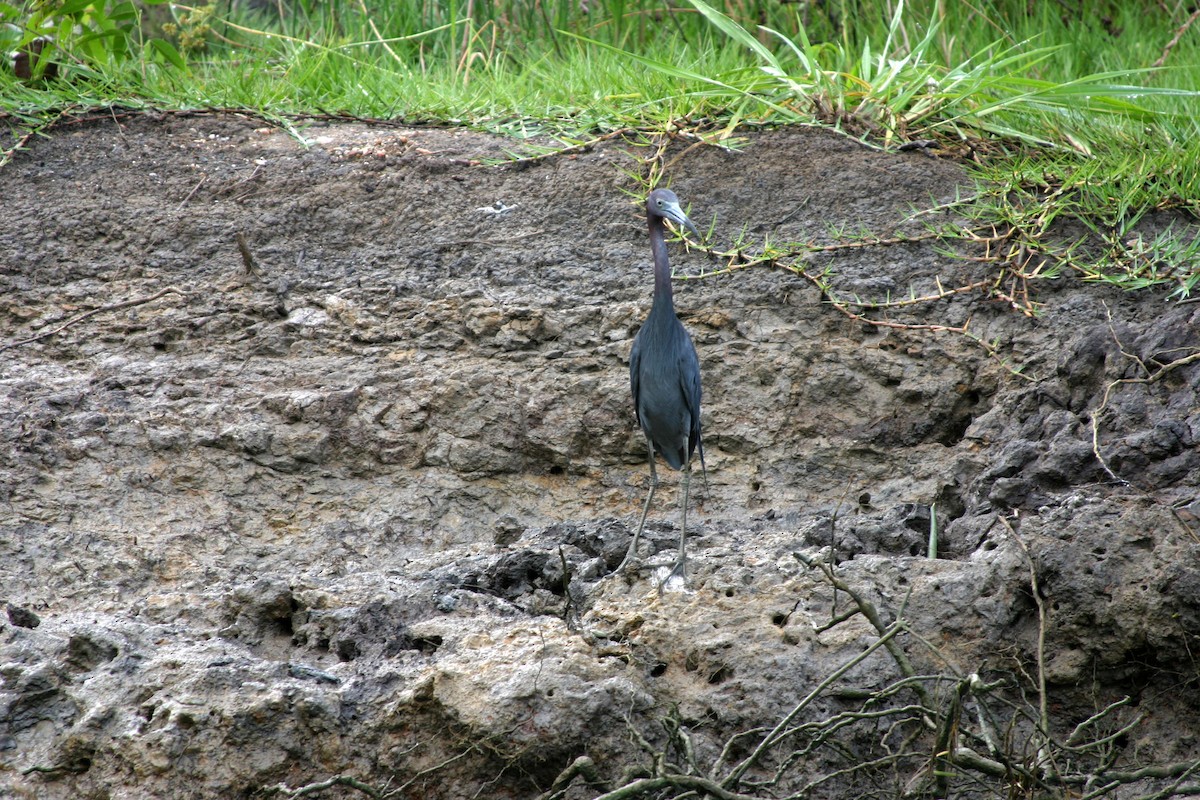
[{"xmin": 649, "ymin": 215, "xmax": 674, "ymax": 306}]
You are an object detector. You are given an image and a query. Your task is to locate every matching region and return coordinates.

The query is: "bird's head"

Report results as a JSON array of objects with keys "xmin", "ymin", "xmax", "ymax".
[{"xmin": 647, "ymin": 188, "xmax": 701, "ymax": 241}]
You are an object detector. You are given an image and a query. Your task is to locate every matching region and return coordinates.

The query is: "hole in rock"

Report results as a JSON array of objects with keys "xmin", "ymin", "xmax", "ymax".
[
  {"xmin": 337, "ymin": 639, "xmax": 360, "ymax": 662},
  {"xmin": 413, "ymin": 635, "xmax": 443, "ymax": 654},
  {"xmin": 707, "ymin": 665, "xmax": 734, "ymax": 684}
]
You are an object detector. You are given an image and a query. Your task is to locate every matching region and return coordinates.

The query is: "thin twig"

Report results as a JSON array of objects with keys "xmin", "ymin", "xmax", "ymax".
[
  {"xmin": 0, "ymin": 287, "xmax": 185, "ymax": 354},
  {"xmin": 680, "ymin": 234, "xmax": 1034, "ymax": 379},
  {"xmin": 810, "ymin": 229, "xmax": 945, "ymax": 252},
  {"xmin": 1077, "ymin": 759, "xmax": 1200, "ymax": 798},
  {"xmin": 493, "ymin": 128, "xmax": 634, "ymax": 168},
  {"xmin": 797, "ymin": 752, "xmax": 914, "ymax": 796},
  {"xmin": 722, "ymin": 622, "xmax": 906, "ymax": 788},
  {"xmin": 2, "ymin": 125, "xmax": 46, "ymax": 168},
  {"xmin": 831, "ymin": 279, "xmax": 994, "ymax": 311},
  {"xmin": 796, "ymin": 553, "xmax": 928, "ymax": 704},
  {"xmin": 1152, "ymin": 8, "xmax": 1200, "ymax": 69},
  {"xmin": 177, "ymin": 174, "xmax": 207, "ymax": 210},
  {"xmin": 1, "ymin": 106, "xmax": 77, "ymax": 168},
  {"xmin": 997, "ymin": 513, "xmax": 1051, "ymax": 770},
  {"xmin": 1089, "ymin": 303, "xmax": 1200, "ymax": 541},
  {"xmin": 1066, "ymin": 696, "xmax": 1133, "ymax": 747},
  {"xmin": 392, "ymin": 748, "xmax": 475, "ymax": 795}
]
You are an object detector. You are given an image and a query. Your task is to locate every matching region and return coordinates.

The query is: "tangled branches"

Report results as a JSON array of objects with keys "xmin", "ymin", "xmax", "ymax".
[{"xmin": 538, "ymin": 539, "xmax": 1200, "ymax": 800}]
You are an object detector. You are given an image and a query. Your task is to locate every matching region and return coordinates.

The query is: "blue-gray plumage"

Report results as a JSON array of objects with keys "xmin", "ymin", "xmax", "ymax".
[{"xmin": 617, "ymin": 188, "xmax": 706, "ymax": 583}]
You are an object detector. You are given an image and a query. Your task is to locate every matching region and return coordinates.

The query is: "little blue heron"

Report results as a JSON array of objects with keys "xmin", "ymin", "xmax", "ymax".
[{"xmin": 616, "ymin": 188, "xmax": 706, "ymax": 583}]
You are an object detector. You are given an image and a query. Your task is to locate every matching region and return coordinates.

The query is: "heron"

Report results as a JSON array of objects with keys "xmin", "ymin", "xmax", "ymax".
[{"xmin": 616, "ymin": 188, "xmax": 706, "ymax": 584}]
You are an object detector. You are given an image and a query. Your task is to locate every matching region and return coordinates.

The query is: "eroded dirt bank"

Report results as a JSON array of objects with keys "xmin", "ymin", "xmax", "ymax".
[{"xmin": 1, "ymin": 113, "xmax": 1198, "ymax": 799}]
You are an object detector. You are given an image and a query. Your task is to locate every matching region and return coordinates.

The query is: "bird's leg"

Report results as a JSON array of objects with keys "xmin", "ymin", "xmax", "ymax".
[
  {"xmin": 661, "ymin": 458, "xmax": 691, "ymax": 590},
  {"xmin": 615, "ymin": 440, "xmax": 658, "ymax": 574}
]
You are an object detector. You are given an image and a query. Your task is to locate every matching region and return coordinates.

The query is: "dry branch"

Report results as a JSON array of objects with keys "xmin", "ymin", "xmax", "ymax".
[
  {"xmin": 1153, "ymin": 8, "xmax": 1200, "ymax": 68},
  {"xmin": 795, "ymin": 553, "xmax": 927, "ymax": 702},
  {"xmin": 721, "ymin": 621, "xmax": 906, "ymax": 789},
  {"xmin": 591, "ymin": 774, "xmax": 760, "ymax": 800},
  {"xmin": 538, "ymin": 756, "xmax": 608, "ymax": 800},
  {"xmin": 261, "ymin": 774, "xmax": 382, "ymax": 798}
]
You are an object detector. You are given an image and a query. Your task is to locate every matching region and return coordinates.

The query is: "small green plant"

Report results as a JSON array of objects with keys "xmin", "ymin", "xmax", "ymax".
[
  {"xmin": 0, "ymin": 0, "xmax": 186, "ymax": 80},
  {"xmin": 161, "ymin": 3, "xmax": 215, "ymax": 55}
]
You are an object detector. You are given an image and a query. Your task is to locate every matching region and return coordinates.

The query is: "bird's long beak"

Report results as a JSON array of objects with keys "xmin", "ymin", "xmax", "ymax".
[{"xmin": 662, "ymin": 201, "xmax": 702, "ymax": 242}]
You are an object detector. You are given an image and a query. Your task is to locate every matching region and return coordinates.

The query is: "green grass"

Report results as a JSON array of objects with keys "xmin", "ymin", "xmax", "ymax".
[
  {"xmin": 3, "ymin": 0, "xmax": 1200, "ymax": 298},
  {"xmin": 7, "ymin": 2, "xmax": 1198, "ymax": 131}
]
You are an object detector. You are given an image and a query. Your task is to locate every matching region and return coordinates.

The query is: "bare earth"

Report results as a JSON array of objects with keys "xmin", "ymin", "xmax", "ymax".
[{"xmin": 1, "ymin": 112, "xmax": 1199, "ymax": 799}]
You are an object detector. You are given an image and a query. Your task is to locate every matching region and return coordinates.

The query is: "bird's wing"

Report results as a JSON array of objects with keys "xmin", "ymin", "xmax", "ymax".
[
  {"xmin": 680, "ymin": 341, "xmax": 703, "ymax": 455},
  {"xmin": 629, "ymin": 334, "xmax": 643, "ymax": 426}
]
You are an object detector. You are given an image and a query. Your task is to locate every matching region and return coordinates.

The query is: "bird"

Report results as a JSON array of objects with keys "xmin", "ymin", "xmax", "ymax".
[{"xmin": 616, "ymin": 187, "xmax": 706, "ymax": 584}]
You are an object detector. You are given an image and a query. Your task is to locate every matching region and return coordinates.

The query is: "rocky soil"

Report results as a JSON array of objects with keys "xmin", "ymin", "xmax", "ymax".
[{"xmin": 1, "ymin": 112, "xmax": 1198, "ymax": 799}]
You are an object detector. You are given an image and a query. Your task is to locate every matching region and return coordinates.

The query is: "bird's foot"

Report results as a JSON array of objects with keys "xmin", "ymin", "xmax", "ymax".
[
  {"xmin": 608, "ymin": 537, "xmax": 648, "ymax": 579},
  {"xmin": 607, "ymin": 553, "xmax": 640, "ymax": 579},
  {"xmin": 655, "ymin": 559, "xmax": 688, "ymax": 595}
]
